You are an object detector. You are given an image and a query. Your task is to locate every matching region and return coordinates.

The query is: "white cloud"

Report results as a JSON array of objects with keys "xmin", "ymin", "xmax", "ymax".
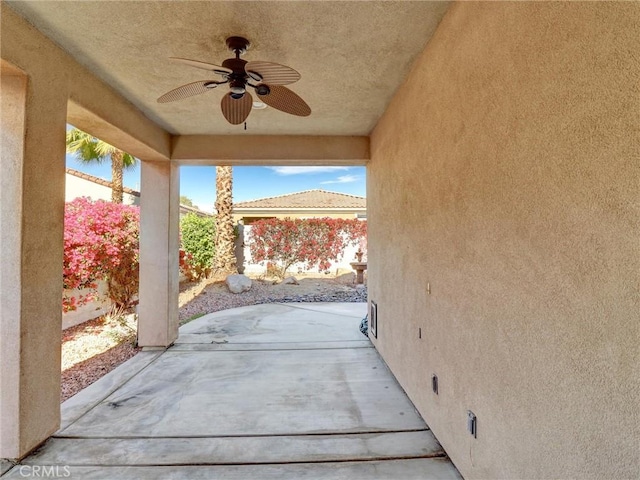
[
  {"xmin": 320, "ymin": 175, "xmax": 361, "ymax": 185},
  {"xmin": 268, "ymin": 166, "xmax": 351, "ymax": 176}
]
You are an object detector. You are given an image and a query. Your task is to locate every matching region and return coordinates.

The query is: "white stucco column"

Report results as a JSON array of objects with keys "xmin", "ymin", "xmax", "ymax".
[
  {"xmin": 138, "ymin": 161, "xmax": 180, "ymax": 347},
  {"xmin": 0, "ymin": 65, "xmax": 68, "ymax": 459}
]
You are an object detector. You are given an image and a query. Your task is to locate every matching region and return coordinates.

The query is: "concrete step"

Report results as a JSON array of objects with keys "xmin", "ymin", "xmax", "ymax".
[
  {"xmin": 24, "ymin": 430, "xmax": 443, "ymax": 466},
  {"xmin": 4, "ymin": 458, "xmax": 462, "ymax": 479},
  {"xmin": 169, "ymin": 340, "xmax": 373, "ymax": 351},
  {"xmin": 1, "ymin": 459, "xmax": 13, "ymax": 476}
]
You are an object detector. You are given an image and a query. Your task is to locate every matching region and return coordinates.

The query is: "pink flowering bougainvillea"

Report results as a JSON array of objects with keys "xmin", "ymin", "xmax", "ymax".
[
  {"xmin": 248, "ymin": 217, "xmax": 367, "ymax": 278},
  {"xmin": 63, "ymin": 198, "xmax": 140, "ymax": 311}
]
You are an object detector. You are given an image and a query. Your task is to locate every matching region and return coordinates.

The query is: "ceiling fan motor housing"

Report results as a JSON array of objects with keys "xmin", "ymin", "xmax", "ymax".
[
  {"xmin": 222, "ymin": 58, "xmax": 249, "ymax": 95},
  {"xmin": 221, "ymin": 57, "xmax": 248, "ymax": 73}
]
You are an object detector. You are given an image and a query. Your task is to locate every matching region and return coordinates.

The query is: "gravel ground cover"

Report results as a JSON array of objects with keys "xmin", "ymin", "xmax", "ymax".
[
  {"xmin": 61, "ymin": 273, "xmax": 367, "ymax": 402},
  {"xmin": 61, "ymin": 316, "xmax": 139, "ymax": 402},
  {"xmin": 179, "ymin": 274, "xmax": 367, "ymax": 324}
]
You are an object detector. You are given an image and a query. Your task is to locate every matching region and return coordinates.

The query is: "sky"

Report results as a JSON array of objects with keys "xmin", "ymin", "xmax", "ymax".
[{"xmin": 65, "ymin": 154, "xmax": 366, "ymax": 213}]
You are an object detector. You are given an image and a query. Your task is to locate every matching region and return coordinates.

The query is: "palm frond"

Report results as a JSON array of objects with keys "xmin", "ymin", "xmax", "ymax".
[
  {"xmin": 66, "ymin": 128, "xmax": 109, "ymax": 164},
  {"xmin": 93, "ymin": 139, "xmax": 119, "ymax": 158},
  {"xmin": 66, "ymin": 128, "xmax": 138, "ymax": 168},
  {"xmin": 122, "ymin": 153, "xmax": 138, "ymax": 170}
]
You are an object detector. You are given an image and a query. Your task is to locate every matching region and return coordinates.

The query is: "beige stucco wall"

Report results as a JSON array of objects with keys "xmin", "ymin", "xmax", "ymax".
[
  {"xmin": 138, "ymin": 161, "xmax": 180, "ymax": 347},
  {"xmin": 0, "ymin": 63, "xmax": 67, "ymax": 457},
  {"xmin": 369, "ymin": 3, "xmax": 639, "ymax": 479},
  {"xmin": 1, "ymin": 5, "xmax": 171, "ymax": 459}
]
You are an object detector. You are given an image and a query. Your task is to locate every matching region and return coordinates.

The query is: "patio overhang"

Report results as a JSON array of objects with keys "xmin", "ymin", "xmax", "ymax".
[{"xmin": 172, "ymin": 135, "xmax": 369, "ymax": 166}]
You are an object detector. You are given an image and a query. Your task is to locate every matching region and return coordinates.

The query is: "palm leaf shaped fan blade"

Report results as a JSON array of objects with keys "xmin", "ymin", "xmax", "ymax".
[
  {"xmin": 169, "ymin": 57, "xmax": 232, "ymax": 76},
  {"xmin": 157, "ymin": 81, "xmax": 222, "ymax": 103},
  {"xmin": 256, "ymin": 85, "xmax": 311, "ymax": 116},
  {"xmin": 221, "ymin": 92, "xmax": 253, "ymax": 125},
  {"xmin": 245, "ymin": 61, "xmax": 301, "ymax": 85}
]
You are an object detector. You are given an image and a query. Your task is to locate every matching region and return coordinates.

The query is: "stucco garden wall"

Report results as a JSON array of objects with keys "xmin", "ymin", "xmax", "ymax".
[
  {"xmin": 62, "ymin": 280, "xmax": 111, "ymax": 330},
  {"xmin": 368, "ymin": 3, "xmax": 639, "ymax": 479}
]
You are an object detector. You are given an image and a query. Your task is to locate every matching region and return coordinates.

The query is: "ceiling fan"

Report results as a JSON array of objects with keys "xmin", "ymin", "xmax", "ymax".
[{"xmin": 157, "ymin": 36, "xmax": 311, "ymax": 125}]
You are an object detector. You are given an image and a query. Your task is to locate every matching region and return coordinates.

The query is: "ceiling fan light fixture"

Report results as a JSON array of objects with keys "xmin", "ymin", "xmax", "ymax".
[
  {"xmin": 252, "ymin": 101, "xmax": 267, "ymax": 109},
  {"xmin": 229, "ymin": 78, "xmax": 246, "ymax": 95},
  {"xmin": 255, "ymin": 84, "xmax": 271, "ymax": 96}
]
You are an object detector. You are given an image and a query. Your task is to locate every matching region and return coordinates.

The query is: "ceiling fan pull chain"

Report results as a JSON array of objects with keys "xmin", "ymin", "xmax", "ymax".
[{"xmin": 244, "ymin": 122, "xmax": 247, "ymax": 130}]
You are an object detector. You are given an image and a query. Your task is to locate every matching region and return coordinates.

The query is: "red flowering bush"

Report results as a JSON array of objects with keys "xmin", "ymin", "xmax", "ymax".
[
  {"xmin": 63, "ymin": 198, "xmax": 140, "ymax": 311},
  {"xmin": 179, "ymin": 249, "xmax": 204, "ymax": 282},
  {"xmin": 248, "ymin": 218, "xmax": 367, "ymax": 278}
]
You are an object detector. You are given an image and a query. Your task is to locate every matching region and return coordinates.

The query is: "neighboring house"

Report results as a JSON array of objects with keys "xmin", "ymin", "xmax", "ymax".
[
  {"xmin": 233, "ymin": 189, "xmax": 366, "ymax": 275},
  {"xmin": 66, "ymin": 168, "xmax": 212, "ymax": 217},
  {"xmin": 177, "ymin": 203, "xmax": 213, "ymax": 218},
  {"xmin": 66, "ymin": 168, "xmax": 140, "ymax": 205},
  {"xmin": 232, "ymin": 189, "xmax": 366, "ymax": 224}
]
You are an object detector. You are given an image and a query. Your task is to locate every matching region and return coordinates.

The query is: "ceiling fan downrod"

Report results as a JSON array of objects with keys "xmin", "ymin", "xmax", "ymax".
[
  {"xmin": 222, "ymin": 37, "xmax": 252, "ymax": 96},
  {"xmin": 225, "ymin": 36, "xmax": 250, "ymax": 57}
]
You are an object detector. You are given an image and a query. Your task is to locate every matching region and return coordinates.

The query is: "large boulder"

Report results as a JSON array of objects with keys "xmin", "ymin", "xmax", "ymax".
[{"xmin": 226, "ymin": 274, "xmax": 252, "ymax": 294}]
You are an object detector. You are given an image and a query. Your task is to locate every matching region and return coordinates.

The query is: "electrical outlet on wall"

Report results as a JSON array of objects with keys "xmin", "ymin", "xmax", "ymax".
[{"xmin": 467, "ymin": 410, "xmax": 477, "ymax": 438}]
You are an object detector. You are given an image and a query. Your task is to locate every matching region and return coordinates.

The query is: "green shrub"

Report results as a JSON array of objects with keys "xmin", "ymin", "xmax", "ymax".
[{"xmin": 180, "ymin": 213, "xmax": 215, "ymax": 279}]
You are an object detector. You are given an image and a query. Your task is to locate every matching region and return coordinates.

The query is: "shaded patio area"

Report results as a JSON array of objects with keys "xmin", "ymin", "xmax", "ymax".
[{"xmin": 4, "ymin": 303, "xmax": 460, "ymax": 479}]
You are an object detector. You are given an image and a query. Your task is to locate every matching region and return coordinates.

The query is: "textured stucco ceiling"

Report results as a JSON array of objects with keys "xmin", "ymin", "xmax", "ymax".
[{"xmin": 6, "ymin": 1, "xmax": 449, "ymax": 136}]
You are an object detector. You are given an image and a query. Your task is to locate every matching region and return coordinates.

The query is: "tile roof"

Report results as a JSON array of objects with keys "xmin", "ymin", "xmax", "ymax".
[
  {"xmin": 179, "ymin": 203, "xmax": 214, "ymax": 217},
  {"xmin": 66, "ymin": 168, "xmax": 140, "ymax": 196},
  {"xmin": 234, "ymin": 189, "xmax": 366, "ymax": 210}
]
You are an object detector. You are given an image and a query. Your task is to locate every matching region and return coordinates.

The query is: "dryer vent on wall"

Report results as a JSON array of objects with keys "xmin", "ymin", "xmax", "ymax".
[{"xmin": 370, "ymin": 301, "xmax": 378, "ymax": 338}]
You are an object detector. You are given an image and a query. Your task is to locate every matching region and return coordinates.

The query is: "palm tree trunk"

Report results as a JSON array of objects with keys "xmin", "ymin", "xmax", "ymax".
[
  {"xmin": 214, "ymin": 166, "xmax": 236, "ymax": 274},
  {"xmin": 111, "ymin": 151, "xmax": 124, "ymax": 204}
]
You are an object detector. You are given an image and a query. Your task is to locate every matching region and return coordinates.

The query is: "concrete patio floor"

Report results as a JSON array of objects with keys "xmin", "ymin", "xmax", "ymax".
[{"xmin": 3, "ymin": 303, "xmax": 461, "ymax": 479}]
